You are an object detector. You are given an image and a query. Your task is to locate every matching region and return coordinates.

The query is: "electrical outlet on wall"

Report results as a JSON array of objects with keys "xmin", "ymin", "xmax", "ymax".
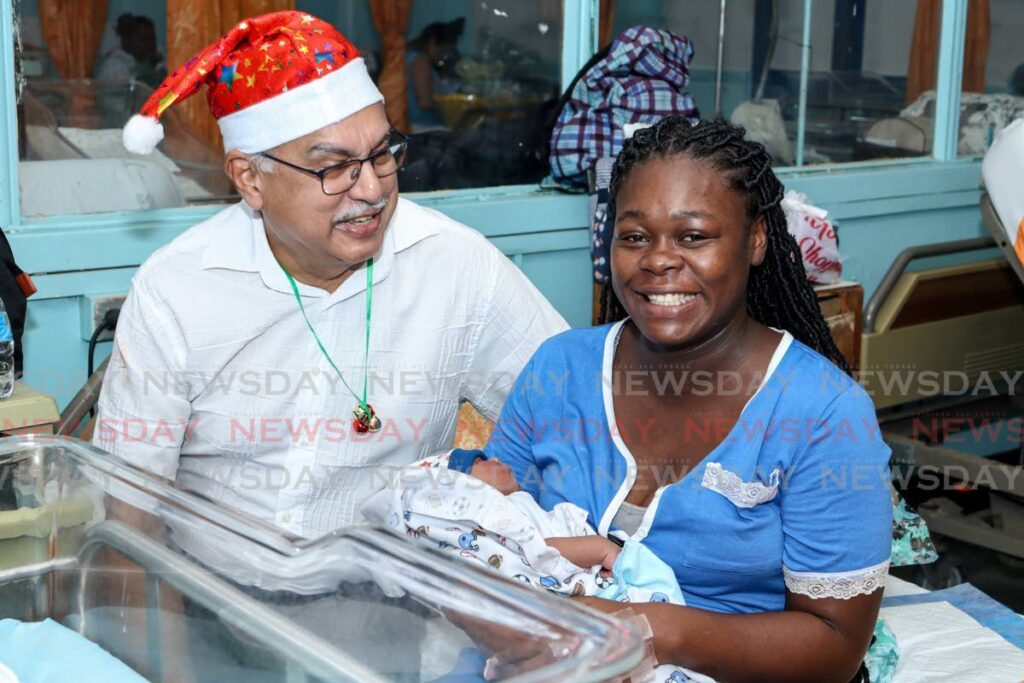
[{"xmin": 80, "ymin": 294, "xmax": 127, "ymax": 342}]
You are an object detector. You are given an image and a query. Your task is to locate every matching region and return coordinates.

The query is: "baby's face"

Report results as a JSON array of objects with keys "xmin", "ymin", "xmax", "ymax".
[{"xmin": 469, "ymin": 459, "xmax": 521, "ymax": 495}]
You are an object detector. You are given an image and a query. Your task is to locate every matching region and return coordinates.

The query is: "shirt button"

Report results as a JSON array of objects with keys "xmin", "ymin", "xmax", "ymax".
[
  {"xmin": 281, "ymin": 512, "xmax": 292, "ymax": 524},
  {"xmin": 299, "ymin": 439, "xmax": 312, "ymax": 449}
]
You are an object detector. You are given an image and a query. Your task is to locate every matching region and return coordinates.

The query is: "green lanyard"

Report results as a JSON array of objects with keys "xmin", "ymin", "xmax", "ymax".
[{"xmin": 280, "ymin": 259, "xmax": 374, "ymax": 418}]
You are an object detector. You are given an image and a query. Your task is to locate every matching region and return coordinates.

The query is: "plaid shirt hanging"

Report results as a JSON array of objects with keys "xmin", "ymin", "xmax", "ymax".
[{"xmin": 549, "ymin": 25, "xmax": 700, "ymax": 190}]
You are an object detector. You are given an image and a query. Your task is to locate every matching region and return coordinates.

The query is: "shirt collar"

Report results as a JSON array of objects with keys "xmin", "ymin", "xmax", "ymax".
[{"xmin": 201, "ymin": 198, "xmax": 438, "ymax": 303}]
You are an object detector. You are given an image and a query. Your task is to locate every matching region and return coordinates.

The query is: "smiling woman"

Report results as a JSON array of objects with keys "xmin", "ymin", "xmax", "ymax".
[
  {"xmin": 610, "ymin": 153, "xmax": 767, "ymax": 355},
  {"xmin": 600, "ymin": 118, "xmax": 847, "ymax": 371},
  {"xmin": 486, "ymin": 117, "xmax": 892, "ymax": 682}
]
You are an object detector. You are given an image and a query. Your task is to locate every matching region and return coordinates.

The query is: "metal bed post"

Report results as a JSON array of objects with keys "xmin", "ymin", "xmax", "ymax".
[
  {"xmin": 863, "ymin": 236, "xmax": 996, "ymax": 333},
  {"xmin": 795, "ymin": 0, "xmax": 812, "ymax": 166},
  {"xmin": 144, "ymin": 573, "xmax": 163, "ymax": 682},
  {"xmin": 714, "ymin": 0, "xmax": 727, "ymax": 116}
]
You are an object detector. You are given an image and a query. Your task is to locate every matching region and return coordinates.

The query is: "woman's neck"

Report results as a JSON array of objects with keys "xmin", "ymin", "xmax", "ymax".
[{"xmin": 619, "ymin": 314, "xmax": 766, "ymax": 377}]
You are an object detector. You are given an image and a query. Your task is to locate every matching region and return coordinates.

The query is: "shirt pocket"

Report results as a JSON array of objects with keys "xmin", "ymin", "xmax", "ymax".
[
  {"xmin": 701, "ymin": 461, "xmax": 780, "ymax": 508},
  {"xmin": 682, "ymin": 462, "xmax": 783, "ymax": 575}
]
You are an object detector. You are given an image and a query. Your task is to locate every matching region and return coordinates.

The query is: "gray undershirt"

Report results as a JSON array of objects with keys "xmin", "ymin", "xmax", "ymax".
[{"xmin": 611, "ymin": 501, "xmax": 647, "ymax": 537}]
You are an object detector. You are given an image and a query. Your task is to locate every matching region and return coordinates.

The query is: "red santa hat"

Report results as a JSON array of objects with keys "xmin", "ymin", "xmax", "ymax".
[{"xmin": 123, "ymin": 11, "xmax": 383, "ymax": 155}]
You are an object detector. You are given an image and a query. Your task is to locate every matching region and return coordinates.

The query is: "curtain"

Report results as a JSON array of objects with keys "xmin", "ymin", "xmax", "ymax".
[
  {"xmin": 961, "ymin": 0, "xmax": 991, "ymax": 96},
  {"xmin": 599, "ymin": 0, "xmax": 617, "ymax": 49},
  {"xmin": 369, "ymin": 0, "xmax": 413, "ymax": 132},
  {"xmin": 906, "ymin": 0, "xmax": 990, "ymax": 105},
  {"xmin": 38, "ymin": 0, "xmax": 110, "ymax": 79},
  {"xmin": 38, "ymin": 0, "xmax": 110, "ymax": 122},
  {"xmin": 166, "ymin": 0, "xmax": 294, "ymax": 150}
]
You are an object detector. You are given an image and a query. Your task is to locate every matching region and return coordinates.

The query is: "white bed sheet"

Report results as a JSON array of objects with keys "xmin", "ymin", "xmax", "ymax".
[{"xmin": 881, "ymin": 578, "xmax": 1024, "ymax": 682}]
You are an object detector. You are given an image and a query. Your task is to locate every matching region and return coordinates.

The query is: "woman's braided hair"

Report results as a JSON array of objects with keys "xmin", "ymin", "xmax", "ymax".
[{"xmin": 598, "ymin": 116, "xmax": 849, "ymax": 374}]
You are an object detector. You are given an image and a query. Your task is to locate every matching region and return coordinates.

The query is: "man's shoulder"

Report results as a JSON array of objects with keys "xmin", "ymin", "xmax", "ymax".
[
  {"xmin": 390, "ymin": 198, "xmax": 518, "ymax": 297},
  {"xmin": 133, "ymin": 203, "xmax": 246, "ymax": 291},
  {"xmin": 394, "ymin": 198, "xmax": 496, "ymax": 254}
]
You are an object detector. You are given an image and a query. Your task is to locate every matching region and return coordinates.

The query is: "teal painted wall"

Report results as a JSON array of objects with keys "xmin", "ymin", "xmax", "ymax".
[{"xmin": 11, "ymin": 159, "xmax": 991, "ymax": 411}]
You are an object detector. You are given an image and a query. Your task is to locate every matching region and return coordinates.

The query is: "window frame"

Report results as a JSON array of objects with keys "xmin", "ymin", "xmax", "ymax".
[
  {"xmin": 0, "ymin": 0, "xmax": 972, "ymax": 233},
  {"xmin": 751, "ymin": 0, "xmax": 968, "ymax": 168}
]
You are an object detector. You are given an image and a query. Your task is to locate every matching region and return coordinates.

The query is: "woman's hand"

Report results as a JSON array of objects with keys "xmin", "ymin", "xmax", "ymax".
[
  {"xmin": 545, "ymin": 536, "xmax": 621, "ymax": 576},
  {"xmin": 443, "ymin": 608, "xmax": 557, "ymax": 679}
]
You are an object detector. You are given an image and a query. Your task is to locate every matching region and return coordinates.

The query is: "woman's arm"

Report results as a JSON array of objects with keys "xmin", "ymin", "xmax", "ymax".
[
  {"xmin": 579, "ymin": 589, "xmax": 881, "ymax": 683},
  {"xmin": 578, "ymin": 386, "xmax": 890, "ymax": 682}
]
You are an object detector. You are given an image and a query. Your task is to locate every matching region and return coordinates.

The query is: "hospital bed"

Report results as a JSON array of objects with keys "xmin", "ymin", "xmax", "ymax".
[
  {"xmin": 854, "ymin": 117, "xmax": 1024, "ymax": 679},
  {"xmin": 862, "ymin": 118, "xmax": 1024, "ymax": 584},
  {"xmin": 0, "ymin": 435, "xmax": 646, "ymax": 682},
  {"xmin": 18, "ymin": 80, "xmax": 233, "ymax": 216},
  {"xmin": 880, "ymin": 575, "xmax": 1024, "ymax": 681}
]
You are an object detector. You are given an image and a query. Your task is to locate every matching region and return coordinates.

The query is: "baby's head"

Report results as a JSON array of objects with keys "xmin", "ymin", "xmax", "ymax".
[{"xmin": 469, "ymin": 457, "xmax": 521, "ymax": 495}]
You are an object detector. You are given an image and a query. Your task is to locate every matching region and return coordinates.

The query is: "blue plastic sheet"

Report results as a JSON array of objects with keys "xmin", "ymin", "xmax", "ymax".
[{"xmin": 0, "ymin": 618, "xmax": 147, "ymax": 683}]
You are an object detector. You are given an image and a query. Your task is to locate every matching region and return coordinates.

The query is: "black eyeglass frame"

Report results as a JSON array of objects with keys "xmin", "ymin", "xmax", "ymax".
[{"xmin": 258, "ymin": 130, "xmax": 410, "ymax": 196}]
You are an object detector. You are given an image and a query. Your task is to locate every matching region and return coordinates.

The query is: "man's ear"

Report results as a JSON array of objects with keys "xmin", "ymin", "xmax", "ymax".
[
  {"xmin": 224, "ymin": 150, "xmax": 263, "ymax": 211},
  {"xmin": 750, "ymin": 215, "xmax": 768, "ymax": 267}
]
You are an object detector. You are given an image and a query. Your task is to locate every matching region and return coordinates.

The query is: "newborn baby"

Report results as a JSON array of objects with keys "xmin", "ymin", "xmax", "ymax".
[
  {"xmin": 363, "ymin": 448, "xmax": 679, "ymax": 600},
  {"xmin": 362, "ymin": 449, "xmax": 710, "ymax": 683},
  {"xmin": 467, "ymin": 456, "xmax": 622, "ymax": 583}
]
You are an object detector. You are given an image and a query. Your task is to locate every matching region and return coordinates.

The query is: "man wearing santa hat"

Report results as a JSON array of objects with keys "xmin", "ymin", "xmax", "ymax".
[{"xmin": 95, "ymin": 12, "xmax": 564, "ymax": 566}]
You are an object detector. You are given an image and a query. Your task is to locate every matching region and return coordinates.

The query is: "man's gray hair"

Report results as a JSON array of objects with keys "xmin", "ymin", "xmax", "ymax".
[{"xmin": 248, "ymin": 152, "xmax": 276, "ymax": 174}]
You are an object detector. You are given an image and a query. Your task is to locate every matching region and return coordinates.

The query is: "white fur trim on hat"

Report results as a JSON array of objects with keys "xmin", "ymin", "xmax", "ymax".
[
  {"xmin": 217, "ymin": 57, "xmax": 383, "ymax": 153},
  {"xmin": 123, "ymin": 114, "xmax": 165, "ymax": 155}
]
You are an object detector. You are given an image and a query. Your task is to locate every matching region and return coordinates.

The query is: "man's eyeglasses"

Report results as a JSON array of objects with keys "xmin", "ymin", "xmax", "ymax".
[{"xmin": 259, "ymin": 131, "xmax": 409, "ymax": 196}]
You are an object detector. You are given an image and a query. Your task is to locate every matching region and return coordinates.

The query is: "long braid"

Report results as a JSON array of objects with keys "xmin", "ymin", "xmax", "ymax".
[
  {"xmin": 599, "ymin": 280, "xmax": 626, "ymax": 325},
  {"xmin": 599, "ymin": 117, "xmax": 850, "ymax": 375}
]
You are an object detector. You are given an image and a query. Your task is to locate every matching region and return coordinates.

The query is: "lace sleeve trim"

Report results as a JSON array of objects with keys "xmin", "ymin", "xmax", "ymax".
[{"xmin": 783, "ymin": 559, "xmax": 890, "ymax": 600}]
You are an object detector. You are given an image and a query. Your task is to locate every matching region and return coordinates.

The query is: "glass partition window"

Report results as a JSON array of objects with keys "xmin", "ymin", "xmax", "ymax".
[
  {"xmin": 607, "ymin": 0, "xmax": 939, "ymax": 167},
  {"xmin": 321, "ymin": 0, "xmax": 566, "ymax": 192},
  {"xmin": 954, "ymin": 0, "xmax": 1024, "ymax": 157},
  {"xmin": 13, "ymin": 0, "xmax": 563, "ymax": 217},
  {"xmin": 14, "ymin": 0, "xmax": 197, "ymax": 218}
]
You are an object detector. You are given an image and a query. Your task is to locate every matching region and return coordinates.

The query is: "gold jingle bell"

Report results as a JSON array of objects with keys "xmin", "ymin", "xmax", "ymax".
[{"xmin": 352, "ymin": 404, "xmax": 381, "ymax": 434}]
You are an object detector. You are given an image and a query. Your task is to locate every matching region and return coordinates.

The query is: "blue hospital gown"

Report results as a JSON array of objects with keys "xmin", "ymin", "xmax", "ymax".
[{"xmin": 485, "ymin": 321, "xmax": 893, "ymax": 614}]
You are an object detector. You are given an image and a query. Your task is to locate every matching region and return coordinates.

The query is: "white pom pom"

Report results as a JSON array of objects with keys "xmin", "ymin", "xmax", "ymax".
[{"xmin": 122, "ymin": 114, "xmax": 164, "ymax": 155}]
